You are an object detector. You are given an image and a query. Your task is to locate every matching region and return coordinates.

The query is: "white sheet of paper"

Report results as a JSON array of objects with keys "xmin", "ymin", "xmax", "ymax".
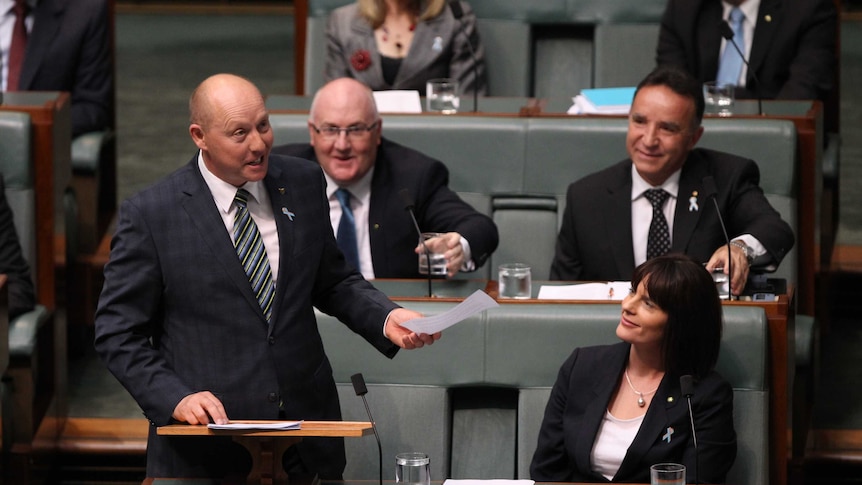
[
  {"xmin": 401, "ymin": 290, "xmax": 498, "ymax": 334},
  {"xmin": 207, "ymin": 420, "xmax": 303, "ymax": 430},
  {"xmin": 537, "ymin": 281, "xmax": 631, "ymax": 300},
  {"xmin": 444, "ymin": 480, "xmax": 535, "ymax": 485},
  {"xmin": 373, "ymin": 90, "xmax": 423, "ymax": 113}
]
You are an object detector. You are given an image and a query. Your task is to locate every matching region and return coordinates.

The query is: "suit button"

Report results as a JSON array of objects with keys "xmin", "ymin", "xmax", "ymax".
[
  {"xmin": 268, "ymin": 336, "xmax": 275, "ymax": 345},
  {"xmin": 268, "ymin": 392, "xmax": 278, "ymax": 402}
]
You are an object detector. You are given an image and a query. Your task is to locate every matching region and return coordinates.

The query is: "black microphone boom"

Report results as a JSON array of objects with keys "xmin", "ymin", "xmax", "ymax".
[
  {"xmin": 399, "ymin": 188, "xmax": 434, "ymax": 297},
  {"xmin": 720, "ymin": 21, "xmax": 763, "ymax": 116},
  {"xmin": 703, "ymin": 176, "xmax": 733, "ymax": 299},
  {"xmin": 449, "ymin": 0, "xmax": 479, "ymax": 113},
  {"xmin": 352, "ymin": 373, "xmax": 383, "ymax": 485},
  {"xmin": 680, "ymin": 375, "xmax": 700, "ymax": 485}
]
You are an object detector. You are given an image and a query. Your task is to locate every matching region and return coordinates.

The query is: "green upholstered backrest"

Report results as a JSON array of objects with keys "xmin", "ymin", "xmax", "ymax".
[
  {"xmin": 318, "ymin": 302, "xmax": 769, "ymax": 482},
  {"xmin": 0, "ymin": 112, "xmax": 35, "ymax": 275}
]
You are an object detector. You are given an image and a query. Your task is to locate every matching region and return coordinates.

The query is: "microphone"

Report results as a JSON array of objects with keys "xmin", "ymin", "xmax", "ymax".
[
  {"xmin": 352, "ymin": 373, "xmax": 383, "ymax": 485},
  {"xmin": 680, "ymin": 375, "xmax": 700, "ymax": 485},
  {"xmin": 399, "ymin": 188, "xmax": 433, "ymax": 297},
  {"xmin": 449, "ymin": 0, "xmax": 480, "ymax": 113},
  {"xmin": 702, "ymin": 176, "xmax": 733, "ymax": 299},
  {"xmin": 719, "ymin": 21, "xmax": 763, "ymax": 116}
]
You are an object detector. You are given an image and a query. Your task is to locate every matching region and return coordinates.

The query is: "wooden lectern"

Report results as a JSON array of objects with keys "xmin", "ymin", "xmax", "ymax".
[{"xmin": 153, "ymin": 421, "xmax": 372, "ymax": 485}]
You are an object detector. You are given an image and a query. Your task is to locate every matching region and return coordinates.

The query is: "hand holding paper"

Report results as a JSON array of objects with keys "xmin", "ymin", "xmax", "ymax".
[{"xmin": 401, "ymin": 290, "xmax": 499, "ymax": 335}]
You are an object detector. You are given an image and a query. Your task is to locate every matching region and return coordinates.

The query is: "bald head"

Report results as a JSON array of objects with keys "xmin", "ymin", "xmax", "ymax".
[
  {"xmin": 307, "ymin": 78, "xmax": 382, "ymax": 186},
  {"xmin": 309, "ymin": 78, "xmax": 379, "ymax": 125},
  {"xmin": 189, "ymin": 73, "xmax": 265, "ymax": 130},
  {"xmin": 188, "ymin": 73, "xmax": 273, "ymax": 187}
]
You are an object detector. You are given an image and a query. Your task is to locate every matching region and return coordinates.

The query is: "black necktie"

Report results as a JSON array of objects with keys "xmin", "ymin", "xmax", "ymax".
[
  {"xmin": 645, "ymin": 189, "xmax": 671, "ymax": 260},
  {"xmin": 335, "ymin": 188, "xmax": 360, "ymax": 270}
]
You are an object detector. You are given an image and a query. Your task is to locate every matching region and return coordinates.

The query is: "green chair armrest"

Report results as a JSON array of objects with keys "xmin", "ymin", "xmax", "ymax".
[{"xmin": 8, "ymin": 305, "xmax": 50, "ymax": 358}]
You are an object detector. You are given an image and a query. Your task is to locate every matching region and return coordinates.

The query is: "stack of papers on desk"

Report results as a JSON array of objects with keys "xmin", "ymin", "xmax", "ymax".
[
  {"xmin": 568, "ymin": 87, "xmax": 636, "ymax": 115},
  {"xmin": 537, "ymin": 282, "xmax": 631, "ymax": 300},
  {"xmin": 207, "ymin": 420, "xmax": 303, "ymax": 431}
]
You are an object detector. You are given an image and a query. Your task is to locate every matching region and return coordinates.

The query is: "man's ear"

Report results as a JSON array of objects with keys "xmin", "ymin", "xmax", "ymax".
[{"xmin": 190, "ymin": 124, "xmax": 207, "ymax": 150}]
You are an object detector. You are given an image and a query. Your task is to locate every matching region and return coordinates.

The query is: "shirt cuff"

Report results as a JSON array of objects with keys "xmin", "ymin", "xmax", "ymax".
[
  {"xmin": 733, "ymin": 234, "xmax": 767, "ymax": 259},
  {"xmin": 459, "ymin": 236, "xmax": 475, "ymax": 272}
]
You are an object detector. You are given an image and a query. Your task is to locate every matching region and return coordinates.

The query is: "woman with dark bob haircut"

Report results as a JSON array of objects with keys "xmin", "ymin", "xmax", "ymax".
[{"xmin": 531, "ymin": 254, "xmax": 737, "ymax": 483}]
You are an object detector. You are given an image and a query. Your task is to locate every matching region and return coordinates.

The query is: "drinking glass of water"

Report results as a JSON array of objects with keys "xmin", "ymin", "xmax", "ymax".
[
  {"xmin": 498, "ymin": 263, "xmax": 532, "ymax": 299},
  {"xmin": 426, "ymin": 78, "xmax": 459, "ymax": 114}
]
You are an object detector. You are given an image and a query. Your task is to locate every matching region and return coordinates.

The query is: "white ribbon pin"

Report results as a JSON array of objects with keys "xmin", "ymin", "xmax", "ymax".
[
  {"xmin": 282, "ymin": 207, "xmax": 296, "ymax": 221},
  {"xmin": 432, "ymin": 36, "xmax": 443, "ymax": 52},
  {"xmin": 663, "ymin": 427, "xmax": 674, "ymax": 443},
  {"xmin": 689, "ymin": 191, "xmax": 699, "ymax": 212}
]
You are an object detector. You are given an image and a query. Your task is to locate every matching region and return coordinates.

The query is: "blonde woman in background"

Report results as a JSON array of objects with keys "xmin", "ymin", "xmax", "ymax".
[{"xmin": 324, "ymin": 0, "xmax": 486, "ymax": 96}]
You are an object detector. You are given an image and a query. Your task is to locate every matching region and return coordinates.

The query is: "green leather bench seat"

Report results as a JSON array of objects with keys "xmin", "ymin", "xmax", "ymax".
[
  {"xmin": 317, "ymin": 302, "xmax": 769, "ymax": 484},
  {"xmin": 270, "ymin": 113, "xmax": 798, "ymax": 284}
]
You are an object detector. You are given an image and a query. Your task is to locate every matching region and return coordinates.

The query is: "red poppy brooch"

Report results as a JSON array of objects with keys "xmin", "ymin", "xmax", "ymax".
[{"xmin": 350, "ymin": 49, "xmax": 372, "ymax": 71}]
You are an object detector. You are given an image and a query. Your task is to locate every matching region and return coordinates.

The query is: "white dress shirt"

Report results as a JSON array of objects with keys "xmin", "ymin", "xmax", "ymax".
[{"xmin": 198, "ymin": 153, "xmax": 280, "ymax": 284}]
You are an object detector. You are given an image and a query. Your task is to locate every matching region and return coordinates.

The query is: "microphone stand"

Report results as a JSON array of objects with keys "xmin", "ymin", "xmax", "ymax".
[
  {"xmin": 721, "ymin": 21, "xmax": 763, "ymax": 116},
  {"xmin": 352, "ymin": 373, "xmax": 383, "ymax": 485},
  {"xmin": 449, "ymin": 0, "xmax": 480, "ymax": 113},
  {"xmin": 399, "ymin": 189, "xmax": 433, "ymax": 297}
]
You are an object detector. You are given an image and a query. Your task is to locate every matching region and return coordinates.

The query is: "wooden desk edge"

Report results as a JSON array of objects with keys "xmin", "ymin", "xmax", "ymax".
[{"xmin": 157, "ymin": 421, "xmax": 372, "ymax": 438}]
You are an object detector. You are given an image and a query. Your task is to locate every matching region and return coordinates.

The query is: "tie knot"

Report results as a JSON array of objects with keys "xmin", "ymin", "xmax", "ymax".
[
  {"xmin": 729, "ymin": 7, "xmax": 744, "ymax": 25},
  {"xmin": 644, "ymin": 189, "xmax": 670, "ymax": 208},
  {"xmin": 234, "ymin": 188, "xmax": 251, "ymax": 208},
  {"xmin": 335, "ymin": 188, "xmax": 351, "ymax": 207}
]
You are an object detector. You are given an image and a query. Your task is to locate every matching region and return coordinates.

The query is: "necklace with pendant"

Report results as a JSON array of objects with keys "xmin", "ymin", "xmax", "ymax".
[{"xmin": 624, "ymin": 369, "xmax": 660, "ymax": 407}]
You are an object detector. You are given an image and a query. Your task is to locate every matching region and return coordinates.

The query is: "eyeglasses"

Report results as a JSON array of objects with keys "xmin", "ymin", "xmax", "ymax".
[{"xmin": 311, "ymin": 121, "xmax": 379, "ymax": 139}]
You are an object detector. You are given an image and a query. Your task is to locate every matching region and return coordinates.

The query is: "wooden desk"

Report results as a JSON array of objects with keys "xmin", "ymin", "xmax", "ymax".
[
  {"xmin": 155, "ymin": 421, "xmax": 372, "ymax": 485},
  {"xmin": 0, "ymin": 91, "xmax": 72, "ymax": 310}
]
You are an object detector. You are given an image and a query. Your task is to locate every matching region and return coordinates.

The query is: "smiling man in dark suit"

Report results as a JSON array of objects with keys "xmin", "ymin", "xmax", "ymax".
[
  {"xmin": 656, "ymin": 0, "xmax": 836, "ymax": 102},
  {"xmin": 549, "ymin": 66, "xmax": 794, "ymax": 296},
  {"xmin": 94, "ymin": 73, "xmax": 439, "ymax": 481},
  {"xmin": 273, "ymin": 77, "xmax": 498, "ymax": 280}
]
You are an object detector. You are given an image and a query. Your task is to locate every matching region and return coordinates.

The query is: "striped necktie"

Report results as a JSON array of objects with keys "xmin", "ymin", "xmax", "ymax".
[{"xmin": 234, "ymin": 189, "xmax": 275, "ymax": 323}]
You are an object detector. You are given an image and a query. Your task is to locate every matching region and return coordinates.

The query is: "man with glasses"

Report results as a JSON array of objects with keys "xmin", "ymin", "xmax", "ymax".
[
  {"xmin": 549, "ymin": 66, "xmax": 793, "ymax": 296},
  {"xmin": 273, "ymin": 77, "xmax": 498, "ymax": 279}
]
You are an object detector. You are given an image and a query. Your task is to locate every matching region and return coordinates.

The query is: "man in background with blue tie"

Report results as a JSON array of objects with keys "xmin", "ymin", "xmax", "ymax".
[
  {"xmin": 94, "ymin": 73, "xmax": 439, "ymax": 481},
  {"xmin": 273, "ymin": 78, "xmax": 498, "ymax": 280},
  {"xmin": 656, "ymin": 0, "xmax": 836, "ymax": 102}
]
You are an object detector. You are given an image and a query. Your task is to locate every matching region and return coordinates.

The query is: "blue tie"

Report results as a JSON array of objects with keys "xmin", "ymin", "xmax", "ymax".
[
  {"xmin": 717, "ymin": 7, "xmax": 745, "ymax": 86},
  {"xmin": 234, "ymin": 189, "xmax": 275, "ymax": 323},
  {"xmin": 335, "ymin": 188, "xmax": 360, "ymax": 270}
]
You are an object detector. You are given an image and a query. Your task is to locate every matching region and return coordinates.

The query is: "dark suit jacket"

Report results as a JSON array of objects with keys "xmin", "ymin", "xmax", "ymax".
[
  {"xmin": 530, "ymin": 342, "xmax": 737, "ymax": 483},
  {"xmin": 549, "ymin": 148, "xmax": 794, "ymax": 281},
  {"xmin": 273, "ymin": 138, "xmax": 498, "ymax": 278},
  {"xmin": 656, "ymin": 0, "xmax": 836, "ymax": 101},
  {"xmin": 94, "ymin": 154, "xmax": 400, "ymax": 479},
  {"xmin": 0, "ymin": 175, "xmax": 36, "ymax": 320},
  {"xmin": 20, "ymin": 0, "xmax": 113, "ymax": 136},
  {"xmin": 325, "ymin": 1, "xmax": 487, "ymax": 96}
]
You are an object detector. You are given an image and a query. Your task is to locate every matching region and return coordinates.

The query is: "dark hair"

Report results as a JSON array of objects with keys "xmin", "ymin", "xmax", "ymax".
[
  {"xmin": 630, "ymin": 253, "xmax": 722, "ymax": 378},
  {"xmin": 635, "ymin": 65, "xmax": 705, "ymax": 129}
]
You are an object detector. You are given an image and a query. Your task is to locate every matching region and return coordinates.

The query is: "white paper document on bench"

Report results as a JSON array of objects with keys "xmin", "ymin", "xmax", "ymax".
[
  {"xmin": 538, "ymin": 281, "xmax": 631, "ymax": 300},
  {"xmin": 207, "ymin": 420, "xmax": 303, "ymax": 431},
  {"xmin": 401, "ymin": 290, "xmax": 498, "ymax": 334}
]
